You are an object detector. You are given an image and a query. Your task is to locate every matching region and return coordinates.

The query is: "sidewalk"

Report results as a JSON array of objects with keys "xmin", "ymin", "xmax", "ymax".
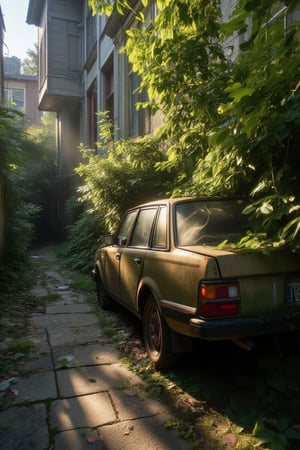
[{"xmin": 0, "ymin": 246, "xmax": 189, "ymax": 450}]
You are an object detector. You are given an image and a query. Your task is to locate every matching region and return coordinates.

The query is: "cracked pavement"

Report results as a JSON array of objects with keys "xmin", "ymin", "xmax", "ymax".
[{"xmin": 0, "ymin": 246, "xmax": 188, "ymax": 450}]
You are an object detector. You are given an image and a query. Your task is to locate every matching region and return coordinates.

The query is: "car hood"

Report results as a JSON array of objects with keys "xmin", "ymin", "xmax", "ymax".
[{"xmin": 180, "ymin": 246, "xmax": 300, "ymax": 278}]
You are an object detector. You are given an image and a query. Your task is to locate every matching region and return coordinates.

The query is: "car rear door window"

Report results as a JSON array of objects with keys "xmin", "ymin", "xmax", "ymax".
[
  {"xmin": 115, "ymin": 210, "xmax": 138, "ymax": 246},
  {"xmin": 152, "ymin": 206, "xmax": 167, "ymax": 248},
  {"xmin": 130, "ymin": 208, "xmax": 157, "ymax": 247}
]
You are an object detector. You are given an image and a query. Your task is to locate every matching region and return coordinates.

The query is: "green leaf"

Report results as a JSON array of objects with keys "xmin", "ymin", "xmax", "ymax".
[
  {"xmin": 225, "ymin": 83, "xmax": 255, "ymax": 102},
  {"xmin": 260, "ymin": 202, "xmax": 274, "ymax": 215}
]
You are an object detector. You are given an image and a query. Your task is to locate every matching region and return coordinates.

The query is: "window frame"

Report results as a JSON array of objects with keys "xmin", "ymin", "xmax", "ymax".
[{"xmin": 129, "ymin": 207, "xmax": 158, "ymax": 248}]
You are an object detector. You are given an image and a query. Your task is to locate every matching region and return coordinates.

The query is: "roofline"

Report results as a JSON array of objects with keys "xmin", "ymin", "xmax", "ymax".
[
  {"xmin": 104, "ymin": 0, "xmax": 140, "ymax": 38},
  {"xmin": 26, "ymin": 0, "xmax": 44, "ymax": 26},
  {"xmin": 0, "ymin": 6, "xmax": 6, "ymax": 31},
  {"xmin": 4, "ymin": 74, "xmax": 38, "ymax": 81}
]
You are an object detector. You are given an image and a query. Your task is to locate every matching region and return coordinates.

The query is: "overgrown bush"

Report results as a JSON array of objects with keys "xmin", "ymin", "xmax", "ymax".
[
  {"xmin": 0, "ymin": 109, "xmax": 56, "ymax": 282},
  {"xmin": 59, "ymin": 196, "xmax": 106, "ymax": 272},
  {"xmin": 0, "ymin": 108, "xmax": 39, "ymax": 274},
  {"xmin": 75, "ymin": 113, "xmax": 174, "ymax": 233},
  {"xmin": 90, "ymin": 0, "xmax": 300, "ymax": 253}
]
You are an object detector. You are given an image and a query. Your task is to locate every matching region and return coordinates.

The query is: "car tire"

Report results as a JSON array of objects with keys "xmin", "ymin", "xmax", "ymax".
[
  {"xmin": 96, "ymin": 271, "xmax": 114, "ymax": 310},
  {"xmin": 143, "ymin": 295, "xmax": 177, "ymax": 370}
]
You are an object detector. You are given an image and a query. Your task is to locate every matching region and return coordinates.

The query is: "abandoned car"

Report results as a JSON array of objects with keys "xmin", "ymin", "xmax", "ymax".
[{"xmin": 93, "ymin": 198, "xmax": 300, "ymax": 369}]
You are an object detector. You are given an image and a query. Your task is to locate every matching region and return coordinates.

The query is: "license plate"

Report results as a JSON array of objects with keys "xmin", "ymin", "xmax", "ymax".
[{"xmin": 287, "ymin": 280, "xmax": 300, "ymax": 304}]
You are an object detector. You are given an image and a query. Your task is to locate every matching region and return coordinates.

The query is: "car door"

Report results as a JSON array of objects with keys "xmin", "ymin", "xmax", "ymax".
[
  {"xmin": 103, "ymin": 209, "xmax": 138, "ymax": 300},
  {"xmin": 119, "ymin": 207, "xmax": 158, "ymax": 312}
]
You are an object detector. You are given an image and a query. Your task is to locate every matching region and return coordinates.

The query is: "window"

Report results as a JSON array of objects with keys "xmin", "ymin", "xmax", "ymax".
[
  {"xmin": 128, "ymin": 65, "xmax": 150, "ymax": 137},
  {"xmin": 4, "ymin": 88, "xmax": 25, "ymax": 111},
  {"xmin": 103, "ymin": 63, "xmax": 114, "ymax": 121},
  {"xmin": 129, "ymin": 70, "xmax": 142, "ymax": 137},
  {"xmin": 175, "ymin": 201, "xmax": 248, "ymax": 246},
  {"xmin": 115, "ymin": 210, "xmax": 138, "ymax": 246},
  {"xmin": 153, "ymin": 207, "xmax": 167, "ymax": 248},
  {"xmin": 131, "ymin": 208, "xmax": 157, "ymax": 247},
  {"xmin": 86, "ymin": 11, "xmax": 96, "ymax": 56},
  {"xmin": 88, "ymin": 81, "xmax": 97, "ymax": 148}
]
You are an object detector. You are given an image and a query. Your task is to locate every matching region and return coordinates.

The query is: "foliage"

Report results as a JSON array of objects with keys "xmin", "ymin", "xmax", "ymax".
[
  {"xmin": 88, "ymin": 0, "xmax": 300, "ymax": 253},
  {"xmin": 23, "ymin": 113, "xmax": 57, "ymax": 240},
  {"xmin": 210, "ymin": 4, "xmax": 300, "ymax": 251},
  {"xmin": 58, "ymin": 197, "xmax": 105, "ymax": 272},
  {"xmin": 22, "ymin": 43, "xmax": 38, "ymax": 75},
  {"xmin": 0, "ymin": 108, "xmax": 56, "ymax": 277},
  {"xmin": 124, "ymin": 0, "xmax": 226, "ymax": 193},
  {"xmin": 0, "ymin": 108, "xmax": 39, "ymax": 270},
  {"xmin": 75, "ymin": 112, "xmax": 173, "ymax": 233}
]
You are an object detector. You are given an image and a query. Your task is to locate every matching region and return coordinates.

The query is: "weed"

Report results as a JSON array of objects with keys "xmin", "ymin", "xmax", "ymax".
[
  {"xmin": 67, "ymin": 271, "xmax": 95, "ymax": 293},
  {"xmin": 7, "ymin": 340, "xmax": 33, "ymax": 354}
]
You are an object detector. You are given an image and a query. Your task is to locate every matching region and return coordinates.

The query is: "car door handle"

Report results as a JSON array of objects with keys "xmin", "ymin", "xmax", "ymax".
[
  {"xmin": 133, "ymin": 257, "xmax": 142, "ymax": 265},
  {"xmin": 115, "ymin": 253, "xmax": 121, "ymax": 261}
]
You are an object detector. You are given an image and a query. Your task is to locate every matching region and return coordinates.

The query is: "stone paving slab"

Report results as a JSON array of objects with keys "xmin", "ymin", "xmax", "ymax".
[
  {"xmin": 54, "ymin": 429, "xmax": 105, "ymax": 450},
  {"xmin": 1, "ymin": 246, "xmax": 190, "ymax": 450},
  {"xmin": 44, "ymin": 270, "xmax": 67, "ymax": 283},
  {"xmin": 12, "ymin": 372, "xmax": 57, "ymax": 403},
  {"xmin": 56, "ymin": 364, "xmax": 142, "ymax": 397},
  {"xmin": 18, "ymin": 351, "xmax": 53, "ymax": 374},
  {"xmin": 47, "ymin": 303, "xmax": 93, "ymax": 314},
  {"xmin": 51, "ymin": 392, "xmax": 117, "ymax": 430},
  {"xmin": 0, "ymin": 404, "xmax": 48, "ymax": 450},
  {"xmin": 48, "ymin": 324, "xmax": 103, "ymax": 346},
  {"xmin": 26, "ymin": 327, "xmax": 49, "ymax": 345},
  {"xmin": 30, "ymin": 285, "xmax": 49, "ymax": 297},
  {"xmin": 31, "ymin": 312, "xmax": 98, "ymax": 328},
  {"xmin": 109, "ymin": 389, "xmax": 167, "ymax": 421},
  {"xmin": 52, "ymin": 291, "xmax": 87, "ymax": 303},
  {"xmin": 53, "ymin": 342, "xmax": 119, "ymax": 369},
  {"xmin": 96, "ymin": 416, "xmax": 188, "ymax": 450}
]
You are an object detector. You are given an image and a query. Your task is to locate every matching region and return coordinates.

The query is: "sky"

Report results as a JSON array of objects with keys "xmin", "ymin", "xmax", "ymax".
[{"xmin": 1, "ymin": 0, "xmax": 37, "ymax": 61}]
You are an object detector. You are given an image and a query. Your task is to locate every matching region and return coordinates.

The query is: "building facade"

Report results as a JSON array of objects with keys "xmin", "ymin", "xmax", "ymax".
[
  {"xmin": 0, "ymin": 6, "xmax": 4, "ymax": 99},
  {"xmin": 3, "ymin": 56, "xmax": 41, "ymax": 126},
  {"xmin": 0, "ymin": 6, "xmax": 5, "ymax": 259},
  {"xmin": 26, "ymin": 0, "xmax": 300, "ymax": 235},
  {"xmin": 26, "ymin": 0, "xmax": 155, "ymax": 234},
  {"xmin": 26, "ymin": 0, "xmax": 157, "ymax": 176}
]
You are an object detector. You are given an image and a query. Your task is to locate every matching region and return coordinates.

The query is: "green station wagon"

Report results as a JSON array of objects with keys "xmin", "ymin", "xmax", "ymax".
[{"xmin": 93, "ymin": 198, "xmax": 300, "ymax": 368}]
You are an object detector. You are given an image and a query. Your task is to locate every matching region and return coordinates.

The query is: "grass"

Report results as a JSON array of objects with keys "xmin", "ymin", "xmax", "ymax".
[{"xmin": 0, "ymin": 261, "xmax": 39, "ymax": 378}]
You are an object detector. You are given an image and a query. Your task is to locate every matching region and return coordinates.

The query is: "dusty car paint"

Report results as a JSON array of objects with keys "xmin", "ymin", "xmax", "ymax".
[{"xmin": 93, "ymin": 198, "xmax": 300, "ymax": 368}]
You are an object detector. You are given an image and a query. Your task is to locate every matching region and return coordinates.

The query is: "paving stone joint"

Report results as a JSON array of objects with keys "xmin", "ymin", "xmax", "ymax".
[{"xmin": 0, "ymin": 247, "xmax": 188, "ymax": 450}]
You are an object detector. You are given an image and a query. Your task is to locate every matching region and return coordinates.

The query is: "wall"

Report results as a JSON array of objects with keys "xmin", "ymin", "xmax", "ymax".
[
  {"xmin": 0, "ymin": 7, "xmax": 5, "ymax": 260},
  {"xmin": 3, "ymin": 75, "xmax": 41, "ymax": 126}
]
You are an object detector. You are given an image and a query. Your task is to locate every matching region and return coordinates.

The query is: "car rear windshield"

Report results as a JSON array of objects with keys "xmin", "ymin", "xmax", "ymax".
[{"xmin": 175, "ymin": 200, "xmax": 248, "ymax": 246}]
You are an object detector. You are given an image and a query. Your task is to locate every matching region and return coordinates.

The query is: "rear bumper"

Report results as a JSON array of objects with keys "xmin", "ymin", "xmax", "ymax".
[{"xmin": 189, "ymin": 312, "xmax": 300, "ymax": 340}]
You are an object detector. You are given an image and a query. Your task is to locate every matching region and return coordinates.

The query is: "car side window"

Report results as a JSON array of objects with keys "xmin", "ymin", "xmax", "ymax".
[
  {"xmin": 115, "ymin": 210, "xmax": 138, "ymax": 246},
  {"xmin": 130, "ymin": 208, "xmax": 157, "ymax": 247},
  {"xmin": 152, "ymin": 206, "xmax": 167, "ymax": 248}
]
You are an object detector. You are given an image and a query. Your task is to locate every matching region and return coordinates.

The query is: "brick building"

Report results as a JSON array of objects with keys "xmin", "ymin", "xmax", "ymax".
[{"xmin": 4, "ymin": 56, "xmax": 41, "ymax": 126}]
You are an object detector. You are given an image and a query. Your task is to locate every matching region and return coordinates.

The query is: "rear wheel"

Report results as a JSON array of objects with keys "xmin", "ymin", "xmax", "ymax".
[
  {"xmin": 96, "ymin": 271, "xmax": 114, "ymax": 310},
  {"xmin": 143, "ymin": 295, "xmax": 177, "ymax": 369}
]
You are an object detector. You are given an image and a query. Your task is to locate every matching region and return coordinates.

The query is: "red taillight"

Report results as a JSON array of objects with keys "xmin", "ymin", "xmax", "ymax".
[{"xmin": 199, "ymin": 281, "xmax": 240, "ymax": 318}]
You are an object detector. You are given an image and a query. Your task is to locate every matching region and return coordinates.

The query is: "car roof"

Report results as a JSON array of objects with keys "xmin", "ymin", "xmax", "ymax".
[{"xmin": 128, "ymin": 197, "xmax": 245, "ymax": 210}]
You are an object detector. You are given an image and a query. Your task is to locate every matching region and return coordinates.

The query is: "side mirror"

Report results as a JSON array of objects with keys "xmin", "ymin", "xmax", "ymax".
[{"xmin": 98, "ymin": 235, "xmax": 114, "ymax": 247}]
